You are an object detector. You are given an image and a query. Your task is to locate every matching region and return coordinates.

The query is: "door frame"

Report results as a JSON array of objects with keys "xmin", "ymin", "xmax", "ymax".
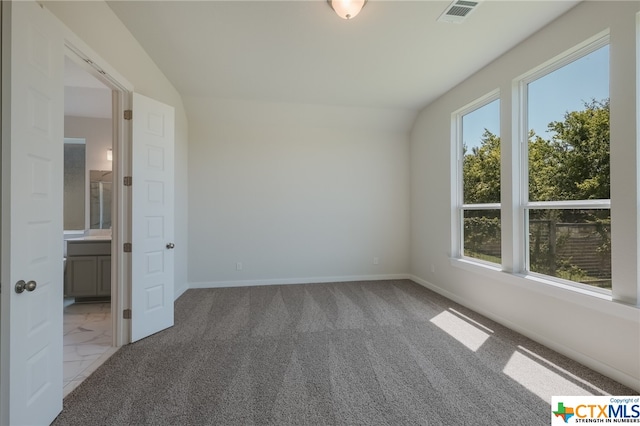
[
  {"xmin": 0, "ymin": 5, "xmax": 136, "ymax": 421},
  {"xmin": 63, "ymin": 38, "xmax": 133, "ymax": 346}
]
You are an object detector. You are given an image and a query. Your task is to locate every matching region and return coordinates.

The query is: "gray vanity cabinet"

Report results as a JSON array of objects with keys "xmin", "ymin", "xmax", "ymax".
[
  {"xmin": 97, "ymin": 256, "xmax": 111, "ymax": 295},
  {"xmin": 65, "ymin": 240, "xmax": 111, "ymax": 298}
]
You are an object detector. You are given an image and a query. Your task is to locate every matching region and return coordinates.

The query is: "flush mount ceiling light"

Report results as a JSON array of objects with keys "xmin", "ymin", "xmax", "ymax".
[{"xmin": 327, "ymin": 0, "xmax": 367, "ymax": 20}]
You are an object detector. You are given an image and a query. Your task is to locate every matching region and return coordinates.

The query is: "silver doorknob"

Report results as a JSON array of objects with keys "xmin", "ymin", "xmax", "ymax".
[
  {"xmin": 166, "ymin": 243, "xmax": 175, "ymax": 249},
  {"xmin": 15, "ymin": 280, "xmax": 37, "ymax": 293},
  {"xmin": 15, "ymin": 280, "xmax": 26, "ymax": 294}
]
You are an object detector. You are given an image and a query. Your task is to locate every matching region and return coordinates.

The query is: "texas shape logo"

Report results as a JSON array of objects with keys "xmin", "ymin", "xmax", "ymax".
[{"xmin": 553, "ymin": 402, "xmax": 575, "ymax": 423}]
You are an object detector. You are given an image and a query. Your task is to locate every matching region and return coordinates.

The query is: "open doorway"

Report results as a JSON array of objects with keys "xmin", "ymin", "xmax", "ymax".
[
  {"xmin": 62, "ymin": 55, "xmax": 117, "ymax": 397},
  {"xmin": 0, "ymin": 4, "xmax": 169, "ymax": 423}
]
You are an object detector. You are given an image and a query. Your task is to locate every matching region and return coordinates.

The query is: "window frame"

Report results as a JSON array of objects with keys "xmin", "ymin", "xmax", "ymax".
[
  {"xmin": 451, "ymin": 90, "xmax": 501, "ymax": 267},
  {"xmin": 516, "ymin": 33, "xmax": 611, "ymax": 293},
  {"xmin": 451, "ymin": 31, "xmax": 613, "ymax": 297}
]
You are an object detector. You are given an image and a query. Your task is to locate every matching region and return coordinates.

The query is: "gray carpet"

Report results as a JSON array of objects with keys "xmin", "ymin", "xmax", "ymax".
[{"xmin": 53, "ymin": 279, "xmax": 634, "ymax": 425}]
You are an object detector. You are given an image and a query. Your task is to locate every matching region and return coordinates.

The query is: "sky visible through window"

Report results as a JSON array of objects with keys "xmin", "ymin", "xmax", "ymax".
[
  {"xmin": 462, "ymin": 45, "xmax": 609, "ymax": 151},
  {"xmin": 463, "ymin": 99, "xmax": 499, "ymax": 152}
]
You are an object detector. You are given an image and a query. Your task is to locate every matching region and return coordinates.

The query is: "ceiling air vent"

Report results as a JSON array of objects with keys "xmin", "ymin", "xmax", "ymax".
[{"xmin": 437, "ymin": 0, "xmax": 481, "ymax": 24}]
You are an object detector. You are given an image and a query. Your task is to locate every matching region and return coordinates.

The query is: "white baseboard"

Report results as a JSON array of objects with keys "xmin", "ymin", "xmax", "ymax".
[
  {"xmin": 188, "ymin": 273, "xmax": 411, "ymax": 289},
  {"xmin": 407, "ymin": 274, "xmax": 640, "ymax": 393}
]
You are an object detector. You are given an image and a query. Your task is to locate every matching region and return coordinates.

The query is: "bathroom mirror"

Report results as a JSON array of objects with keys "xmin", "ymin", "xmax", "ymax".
[
  {"xmin": 64, "ymin": 138, "xmax": 86, "ymax": 230},
  {"xmin": 90, "ymin": 170, "xmax": 112, "ymax": 229}
]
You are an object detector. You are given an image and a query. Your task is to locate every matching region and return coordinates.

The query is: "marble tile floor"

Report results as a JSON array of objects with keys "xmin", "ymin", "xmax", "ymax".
[{"xmin": 63, "ymin": 301, "xmax": 117, "ymax": 398}]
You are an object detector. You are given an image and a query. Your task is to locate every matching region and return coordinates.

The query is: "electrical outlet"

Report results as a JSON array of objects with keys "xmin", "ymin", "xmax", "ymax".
[
  {"xmin": 373, "ymin": 257, "xmax": 379, "ymax": 265},
  {"xmin": 430, "ymin": 264, "xmax": 435, "ymax": 273},
  {"xmin": 236, "ymin": 262, "xmax": 243, "ymax": 271}
]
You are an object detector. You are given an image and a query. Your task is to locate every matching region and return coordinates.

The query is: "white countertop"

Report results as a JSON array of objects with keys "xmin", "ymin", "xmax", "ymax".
[{"xmin": 67, "ymin": 236, "xmax": 112, "ymax": 242}]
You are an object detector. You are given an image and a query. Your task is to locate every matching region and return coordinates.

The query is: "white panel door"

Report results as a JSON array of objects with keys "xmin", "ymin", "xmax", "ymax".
[
  {"xmin": 1, "ymin": 2, "xmax": 64, "ymax": 424},
  {"xmin": 131, "ymin": 93, "xmax": 175, "ymax": 342}
]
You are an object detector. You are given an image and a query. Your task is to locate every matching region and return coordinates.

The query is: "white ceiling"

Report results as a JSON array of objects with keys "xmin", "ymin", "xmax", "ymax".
[{"xmin": 107, "ymin": 0, "xmax": 580, "ymax": 112}]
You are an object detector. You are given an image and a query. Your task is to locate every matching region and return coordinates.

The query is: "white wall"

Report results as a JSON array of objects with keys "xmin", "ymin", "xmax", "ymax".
[
  {"xmin": 47, "ymin": 1, "xmax": 189, "ymax": 298},
  {"xmin": 411, "ymin": 1, "xmax": 640, "ymax": 390},
  {"xmin": 187, "ymin": 98, "xmax": 414, "ymax": 286}
]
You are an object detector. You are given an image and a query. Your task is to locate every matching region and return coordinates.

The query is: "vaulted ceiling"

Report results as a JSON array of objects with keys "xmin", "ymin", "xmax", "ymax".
[{"xmin": 106, "ymin": 1, "xmax": 579, "ymax": 112}]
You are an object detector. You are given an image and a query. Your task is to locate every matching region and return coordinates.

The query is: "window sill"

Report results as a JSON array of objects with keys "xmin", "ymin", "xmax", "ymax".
[{"xmin": 449, "ymin": 257, "xmax": 638, "ymax": 321}]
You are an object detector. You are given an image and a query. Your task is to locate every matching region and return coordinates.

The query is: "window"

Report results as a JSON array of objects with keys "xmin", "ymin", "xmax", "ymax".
[
  {"xmin": 451, "ymin": 34, "xmax": 612, "ymax": 294},
  {"xmin": 454, "ymin": 94, "xmax": 501, "ymax": 264},
  {"xmin": 522, "ymin": 40, "xmax": 610, "ymax": 290}
]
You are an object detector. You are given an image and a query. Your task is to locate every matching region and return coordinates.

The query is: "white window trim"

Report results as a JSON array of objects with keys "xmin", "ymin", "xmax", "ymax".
[
  {"xmin": 515, "ymin": 31, "xmax": 610, "ymax": 215},
  {"xmin": 450, "ymin": 89, "xmax": 501, "ymax": 263},
  {"xmin": 449, "ymin": 257, "xmax": 624, "ymax": 312},
  {"xmin": 516, "ymin": 31, "xmax": 610, "ymax": 215},
  {"xmin": 517, "ymin": 31, "xmax": 610, "ymax": 92},
  {"xmin": 516, "ymin": 32, "xmax": 611, "ymax": 291},
  {"xmin": 450, "ymin": 31, "xmax": 614, "ymax": 300},
  {"xmin": 526, "ymin": 200, "xmax": 611, "ymax": 209}
]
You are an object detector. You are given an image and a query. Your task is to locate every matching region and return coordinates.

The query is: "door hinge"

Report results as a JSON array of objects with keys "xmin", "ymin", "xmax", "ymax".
[
  {"xmin": 123, "ymin": 309, "xmax": 132, "ymax": 319},
  {"xmin": 123, "ymin": 243, "xmax": 132, "ymax": 253},
  {"xmin": 124, "ymin": 109, "xmax": 133, "ymax": 120},
  {"xmin": 124, "ymin": 176, "xmax": 132, "ymax": 186}
]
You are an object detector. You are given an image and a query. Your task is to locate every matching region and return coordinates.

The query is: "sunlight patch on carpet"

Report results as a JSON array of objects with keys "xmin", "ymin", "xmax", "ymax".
[
  {"xmin": 503, "ymin": 347, "xmax": 599, "ymax": 401},
  {"xmin": 430, "ymin": 310, "xmax": 490, "ymax": 351}
]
